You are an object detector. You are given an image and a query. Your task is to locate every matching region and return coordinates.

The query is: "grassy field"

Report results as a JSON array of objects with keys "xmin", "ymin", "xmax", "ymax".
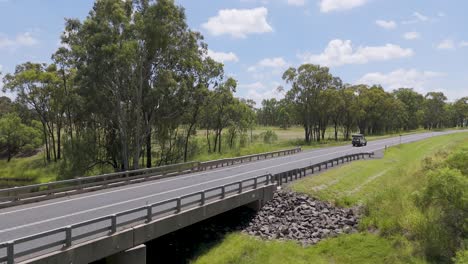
[
  {"xmin": 289, "ymin": 132, "xmax": 468, "ymax": 207},
  {"xmin": 0, "ymin": 153, "xmax": 59, "ymax": 186},
  {"xmin": 194, "ymin": 233, "xmax": 422, "ymax": 264},
  {"xmin": 192, "ymin": 132, "xmax": 468, "ymax": 264}
]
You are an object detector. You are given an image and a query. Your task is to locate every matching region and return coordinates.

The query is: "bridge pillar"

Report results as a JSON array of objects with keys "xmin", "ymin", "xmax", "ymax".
[{"xmin": 106, "ymin": 244, "xmax": 146, "ymax": 264}]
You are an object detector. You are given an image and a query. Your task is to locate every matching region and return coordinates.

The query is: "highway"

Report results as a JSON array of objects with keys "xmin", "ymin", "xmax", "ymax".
[{"xmin": 0, "ymin": 130, "xmax": 464, "ymax": 254}]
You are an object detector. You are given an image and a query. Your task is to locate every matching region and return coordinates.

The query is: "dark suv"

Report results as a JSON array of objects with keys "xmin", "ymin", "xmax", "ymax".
[{"xmin": 352, "ymin": 134, "xmax": 367, "ymax": 147}]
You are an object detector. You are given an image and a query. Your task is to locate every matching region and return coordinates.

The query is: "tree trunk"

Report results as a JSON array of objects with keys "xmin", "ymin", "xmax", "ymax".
[
  {"xmin": 42, "ymin": 122, "xmax": 50, "ymax": 162},
  {"xmin": 57, "ymin": 123, "xmax": 61, "ymax": 160},
  {"xmin": 213, "ymin": 131, "xmax": 218, "ymax": 153},
  {"xmin": 334, "ymin": 122, "xmax": 338, "ymax": 141},
  {"xmin": 146, "ymin": 128, "xmax": 152, "ymax": 168},
  {"xmin": 218, "ymin": 129, "xmax": 222, "ymax": 153},
  {"xmin": 206, "ymin": 128, "xmax": 211, "ymax": 153},
  {"xmin": 184, "ymin": 123, "xmax": 195, "ymax": 162}
]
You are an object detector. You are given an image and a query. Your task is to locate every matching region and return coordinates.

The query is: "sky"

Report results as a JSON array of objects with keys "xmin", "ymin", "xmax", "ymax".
[{"xmin": 1, "ymin": 0, "xmax": 467, "ymax": 105}]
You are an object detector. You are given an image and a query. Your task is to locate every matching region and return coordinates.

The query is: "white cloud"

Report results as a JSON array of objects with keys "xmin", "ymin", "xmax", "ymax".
[
  {"xmin": 459, "ymin": 41, "xmax": 468, "ymax": 47},
  {"xmin": 287, "ymin": 0, "xmax": 305, "ymax": 6},
  {"xmin": 357, "ymin": 69, "xmax": 445, "ymax": 93},
  {"xmin": 248, "ymin": 57, "xmax": 287, "ymax": 72},
  {"xmin": 403, "ymin": 32, "xmax": 420, "ymax": 40},
  {"xmin": 437, "ymin": 12, "xmax": 446, "ymax": 17},
  {"xmin": 413, "ymin": 12, "xmax": 428, "ymax": 21},
  {"xmin": 0, "ymin": 32, "xmax": 38, "ymax": 49},
  {"xmin": 238, "ymin": 81, "xmax": 284, "ymax": 105},
  {"xmin": 202, "ymin": 7, "xmax": 273, "ymax": 38},
  {"xmin": 437, "ymin": 39, "xmax": 455, "ymax": 50},
  {"xmin": 300, "ymin": 39, "xmax": 413, "ymax": 67},
  {"xmin": 319, "ymin": 0, "xmax": 368, "ymax": 13},
  {"xmin": 402, "ymin": 11, "xmax": 429, "ymax": 24},
  {"xmin": 207, "ymin": 49, "xmax": 239, "ymax": 63},
  {"xmin": 375, "ymin": 20, "xmax": 397, "ymax": 30}
]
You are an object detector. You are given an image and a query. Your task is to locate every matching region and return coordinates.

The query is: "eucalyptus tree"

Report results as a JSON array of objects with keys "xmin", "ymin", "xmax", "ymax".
[
  {"xmin": 282, "ymin": 64, "xmax": 333, "ymax": 143},
  {"xmin": 61, "ymin": 0, "xmax": 208, "ymax": 170},
  {"xmin": 0, "ymin": 113, "xmax": 42, "ymax": 162},
  {"xmin": 3, "ymin": 62, "xmax": 61, "ymax": 162},
  {"xmin": 423, "ymin": 92, "xmax": 447, "ymax": 129},
  {"xmin": 211, "ymin": 78, "xmax": 237, "ymax": 153},
  {"xmin": 393, "ymin": 88, "xmax": 424, "ymax": 130}
]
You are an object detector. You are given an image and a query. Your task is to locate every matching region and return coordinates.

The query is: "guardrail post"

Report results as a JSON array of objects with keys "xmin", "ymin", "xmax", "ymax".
[
  {"xmin": 176, "ymin": 198, "xmax": 181, "ymax": 213},
  {"xmin": 111, "ymin": 214, "xmax": 117, "ymax": 233},
  {"xmin": 65, "ymin": 226, "xmax": 72, "ymax": 248},
  {"xmin": 200, "ymin": 191, "xmax": 205, "ymax": 205},
  {"xmin": 221, "ymin": 186, "xmax": 225, "ymax": 199},
  {"xmin": 6, "ymin": 241, "xmax": 14, "ymax": 264},
  {"xmin": 238, "ymin": 181, "xmax": 242, "ymax": 193},
  {"xmin": 254, "ymin": 178, "xmax": 258, "ymax": 189},
  {"xmin": 146, "ymin": 206, "xmax": 152, "ymax": 223}
]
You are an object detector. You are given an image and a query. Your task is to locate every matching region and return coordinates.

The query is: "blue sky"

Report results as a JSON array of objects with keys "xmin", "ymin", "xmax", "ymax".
[{"xmin": 1, "ymin": 0, "xmax": 467, "ymax": 105}]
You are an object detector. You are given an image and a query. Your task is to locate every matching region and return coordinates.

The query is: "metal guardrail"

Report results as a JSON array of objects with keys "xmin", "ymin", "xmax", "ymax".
[
  {"xmin": 0, "ymin": 150, "xmax": 371, "ymax": 264},
  {"xmin": 197, "ymin": 147, "xmax": 302, "ymax": 170},
  {"xmin": 0, "ymin": 147, "xmax": 301, "ymax": 208},
  {"xmin": 273, "ymin": 152, "xmax": 374, "ymax": 186},
  {"xmin": 0, "ymin": 174, "xmax": 275, "ymax": 264}
]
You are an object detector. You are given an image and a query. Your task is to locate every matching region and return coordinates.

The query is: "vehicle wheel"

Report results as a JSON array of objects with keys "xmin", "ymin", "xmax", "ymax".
[{"xmin": 364, "ymin": 142, "xmax": 367, "ymax": 146}]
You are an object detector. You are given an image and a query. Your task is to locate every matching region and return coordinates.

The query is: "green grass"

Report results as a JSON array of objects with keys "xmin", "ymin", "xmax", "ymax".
[
  {"xmin": 0, "ymin": 153, "xmax": 59, "ymax": 186},
  {"xmin": 193, "ymin": 233, "xmax": 423, "ymax": 264},
  {"xmin": 289, "ymin": 132, "xmax": 468, "ymax": 207}
]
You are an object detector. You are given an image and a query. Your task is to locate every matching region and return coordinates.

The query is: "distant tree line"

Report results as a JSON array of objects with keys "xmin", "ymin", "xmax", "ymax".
[{"xmin": 257, "ymin": 64, "xmax": 468, "ymax": 143}]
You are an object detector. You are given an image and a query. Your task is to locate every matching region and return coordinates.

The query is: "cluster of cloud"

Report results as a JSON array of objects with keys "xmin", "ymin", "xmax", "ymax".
[
  {"xmin": 319, "ymin": 0, "xmax": 368, "ymax": 13},
  {"xmin": 376, "ymin": 11, "xmax": 433, "ymax": 31},
  {"xmin": 403, "ymin": 32, "xmax": 421, "ymax": 40},
  {"xmin": 402, "ymin": 11, "xmax": 429, "ymax": 24},
  {"xmin": 207, "ymin": 49, "xmax": 239, "ymax": 63},
  {"xmin": 436, "ymin": 39, "xmax": 468, "ymax": 50},
  {"xmin": 300, "ymin": 39, "xmax": 413, "ymax": 67},
  {"xmin": 202, "ymin": 7, "xmax": 273, "ymax": 38},
  {"xmin": 287, "ymin": 0, "xmax": 306, "ymax": 6},
  {"xmin": 0, "ymin": 32, "xmax": 38, "ymax": 49},
  {"xmin": 356, "ymin": 69, "xmax": 445, "ymax": 93},
  {"xmin": 238, "ymin": 81, "xmax": 284, "ymax": 105},
  {"xmin": 375, "ymin": 20, "xmax": 397, "ymax": 30},
  {"xmin": 247, "ymin": 57, "xmax": 287, "ymax": 72}
]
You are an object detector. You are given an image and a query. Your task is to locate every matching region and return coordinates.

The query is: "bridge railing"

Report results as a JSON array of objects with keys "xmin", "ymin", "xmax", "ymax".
[
  {"xmin": 197, "ymin": 147, "xmax": 301, "ymax": 170},
  {"xmin": 0, "ymin": 147, "xmax": 300, "ymax": 208},
  {"xmin": 273, "ymin": 152, "xmax": 374, "ymax": 186},
  {"xmin": 0, "ymin": 174, "xmax": 275, "ymax": 264}
]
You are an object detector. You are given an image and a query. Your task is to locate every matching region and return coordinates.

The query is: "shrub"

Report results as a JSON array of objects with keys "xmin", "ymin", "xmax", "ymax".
[
  {"xmin": 414, "ymin": 167, "xmax": 467, "ymax": 262},
  {"xmin": 260, "ymin": 130, "xmax": 278, "ymax": 144},
  {"xmin": 445, "ymin": 148, "xmax": 468, "ymax": 175}
]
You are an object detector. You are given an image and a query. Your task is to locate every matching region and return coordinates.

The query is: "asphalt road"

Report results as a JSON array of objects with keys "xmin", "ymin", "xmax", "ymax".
[{"xmin": 0, "ymin": 130, "xmax": 465, "ymax": 258}]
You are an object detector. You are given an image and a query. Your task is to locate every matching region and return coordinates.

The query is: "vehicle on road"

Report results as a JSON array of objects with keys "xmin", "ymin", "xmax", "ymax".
[{"xmin": 352, "ymin": 134, "xmax": 367, "ymax": 147}]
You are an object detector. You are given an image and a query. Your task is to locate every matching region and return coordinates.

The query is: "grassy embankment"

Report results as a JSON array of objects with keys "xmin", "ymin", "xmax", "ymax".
[
  {"xmin": 193, "ymin": 132, "xmax": 468, "ymax": 264},
  {"xmin": 0, "ymin": 126, "xmax": 461, "ymax": 185}
]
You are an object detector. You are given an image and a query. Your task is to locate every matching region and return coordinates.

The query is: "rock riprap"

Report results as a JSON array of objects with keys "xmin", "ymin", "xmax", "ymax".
[{"xmin": 243, "ymin": 191, "xmax": 359, "ymax": 245}]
